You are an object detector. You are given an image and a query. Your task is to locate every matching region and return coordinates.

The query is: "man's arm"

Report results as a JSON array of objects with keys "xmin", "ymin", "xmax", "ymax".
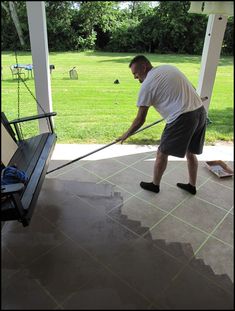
[{"xmin": 117, "ymin": 106, "xmax": 149, "ymax": 144}]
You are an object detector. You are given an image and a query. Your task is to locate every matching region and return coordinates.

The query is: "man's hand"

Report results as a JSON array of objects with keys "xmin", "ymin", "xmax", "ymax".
[
  {"xmin": 116, "ymin": 132, "xmax": 130, "ymax": 144},
  {"xmin": 116, "ymin": 106, "xmax": 149, "ymax": 144}
]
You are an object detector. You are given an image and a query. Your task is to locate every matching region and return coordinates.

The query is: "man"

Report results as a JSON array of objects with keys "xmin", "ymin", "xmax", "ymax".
[{"xmin": 117, "ymin": 55, "xmax": 207, "ymax": 195}]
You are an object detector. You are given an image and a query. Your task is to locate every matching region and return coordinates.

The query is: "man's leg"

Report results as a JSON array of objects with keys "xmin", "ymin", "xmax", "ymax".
[
  {"xmin": 153, "ymin": 149, "xmax": 168, "ymax": 185},
  {"xmin": 140, "ymin": 149, "xmax": 168, "ymax": 193},
  {"xmin": 177, "ymin": 151, "xmax": 197, "ymax": 194},
  {"xmin": 186, "ymin": 151, "xmax": 198, "ymax": 186}
]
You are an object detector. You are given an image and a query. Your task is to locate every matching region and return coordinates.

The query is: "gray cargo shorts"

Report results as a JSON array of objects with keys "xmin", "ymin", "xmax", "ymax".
[{"xmin": 158, "ymin": 105, "xmax": 207, "ymax": 158}]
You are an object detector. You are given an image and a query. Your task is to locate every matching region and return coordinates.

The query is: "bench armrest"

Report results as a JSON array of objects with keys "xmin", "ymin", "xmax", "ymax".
[
  {"xmin": 9, "ymin": 112, "xmax": 57, "ymax": 124},
  {"xmin": 1, "ymin": 183, "xmax": 25, "ymax": 195},
  {"xmin": 9, "ymin": 112, "xmax": 57, "ymax": 140}
]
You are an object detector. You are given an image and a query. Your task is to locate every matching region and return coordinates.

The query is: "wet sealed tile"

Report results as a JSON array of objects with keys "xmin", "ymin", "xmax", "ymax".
[
  {"xmin": 155, "ymin": 265, "xmax": 233, "ymax": 309},
  {"xmin": 1, "ymin": 269, "xmax": 59, "ymax": 310},
  {"xmin": 25, "ymin": 239, "xmax": 105, "ymax": 304},
  {"xmin": 108, "ymin": 237, "xmax": 184, "ymax": 302},
  {"xmin": 1, "ymin": 245, "xmax": 22, "ymax": 286},
  {"xmin": 63, "ymin": 268, "xmax": 151, "ymax": 309},
  {"xmin": 1, "ymin": 214, "xmax": 68, "ymax": 267}
]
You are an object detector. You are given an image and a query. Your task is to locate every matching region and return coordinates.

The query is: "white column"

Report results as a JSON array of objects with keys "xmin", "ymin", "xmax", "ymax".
[
  {"xmin": 26, "ymin": 1, "xmax": 53, "ymax": 133},
  {"xmin": 196, "ymin": 14, "xmax": 227, "ymax": 114}
]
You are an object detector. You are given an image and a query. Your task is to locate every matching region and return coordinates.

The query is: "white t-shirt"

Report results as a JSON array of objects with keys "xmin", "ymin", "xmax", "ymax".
[{"xmin": 136, "ymin": 65, "xmax": 203, "ymax": 123}]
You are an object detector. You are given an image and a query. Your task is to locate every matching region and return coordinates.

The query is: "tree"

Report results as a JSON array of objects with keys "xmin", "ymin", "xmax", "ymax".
[
  {"xmin": 73, "ymin": 1, "xmax": 120, "ymax": 50},
  {"xmin": 1, "ymin": 1, "xmax": 26, "ymax": 48},
  {"xmin": 45, "ymin": 1, "xmax": 75, "ymax": 51},
  {"xmin": 1, "ymin": 1, "xmax": 233, "ymax": 55}
]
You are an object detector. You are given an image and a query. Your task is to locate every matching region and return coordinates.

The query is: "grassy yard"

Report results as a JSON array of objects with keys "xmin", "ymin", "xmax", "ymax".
[{"xmin": 1, "ymin": 51, "xmax": 233, "ymax": 145}]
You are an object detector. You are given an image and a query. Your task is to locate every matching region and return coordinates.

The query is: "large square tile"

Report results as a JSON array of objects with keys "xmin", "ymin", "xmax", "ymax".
[
  {"xmin": 171, "ymin": 197, "xmax": 227, "ymax": 233},
  {"xmin": 1, "ymin": 214, "xmax": 68, "ymax": 267},
  {"xmin": 115, "ymin": 151, "xmax": 155, "ymax": 166},
  {"xmin": 1, "ymin": 269, "xmax": 59, "ymax": 309},
  {"xmin": 106, "ymin": 167, "xmax": 151, "ymax": 195},
  {"xmin": 82, "ymin": 158, "xmax": 127, "ymax": 179},
  {"xmin": 108, "ymin": 238, "xmax": 184, "ymax": 302},
  {"xmin": 132, "ymin": 158, "xmax": 183, "ymax": 178},
  {"xmin": 195, "ymin": 237, "xmax": 234, "ymax": 283},
  {"xmin": 39, "ymin": 192, "xmax": 139, "ymax": 265},
  {"xmin": 212, "ymin": 213, "xmax": 233, "ymax": 245},
  {"xmin": 136, "ymin": 182, "xmax": 188, "ymax": 212},
  {"xmin": 99, "ymin": 180, "xmax": 134, "ymax": 203},
  {"xmin": 47, "ymin": 160, "xmax": 87, "ymax": 178},
  {"xmin": 155, "ymin": 266, "xmax": 233, "ymax": 309},
  {"xmin": 54, "ymin": 165, "xmax": 103, "ymax": 183},
  {"xmin": 162, "ymin": 165, "xmax": 208, "ymax": 188},
  {"xmin": 24, "ymin": 239, "xmax": 105, "ymax": 304},
  {"xmin": 196, "ymin": 180, "xmax": 233, "ymax": 210},
  {"xmin": 145, "ymin": 214, "xmax": 208, "ymax": 263},
  {"xmin": 62, "ymin": 268, "xmax": 151, "ymax": 309},
  {"xmin": 108, "ymin": 196, "xmax": 166, "ymax": 236},
  {"xmin": 1, "ymin": 244, "xmax": 22, "ymax": 286}
]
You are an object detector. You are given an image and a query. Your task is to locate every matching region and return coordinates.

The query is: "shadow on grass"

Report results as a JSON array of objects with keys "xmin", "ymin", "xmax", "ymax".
[
  {"xmin": 1, "ymin": 78, "xmax": 33, "ymax": 83},
  {"xmin": 3, "ymin": 51, "xmax": 233, "ymax": 67},
  {"xmin": 84, "ymin": 51, "xmax": 233, "ymax": 67},
  {"xmin": 62, "ymin": 77, "xmax": 79, "ymax": 81}
]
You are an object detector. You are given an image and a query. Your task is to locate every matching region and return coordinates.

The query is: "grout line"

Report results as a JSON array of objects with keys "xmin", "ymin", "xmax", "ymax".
[
  {"xmin": 195, "ymin": 195, "xmax": 233, "ymax": 214},
  {"xmin": 70, "ymin": 170, "xmax": 233, "ymax": 249},
  {"xmin": 168, "ymin": 206, "xmax": 234, "ymax": 294},
  {"xmin": 41, "ymin": 194, "xmax": 234, "ymax": 301},
  {"xmin": 47, "ymin": 160, "xmax": 87, "ymax": 178},
  {"xmin": 198, "ymin": 173, "xmax": 234, "ymax": 191},
  {"xmin": 40, "ymin": 209, "xmax": 154, "ymax": 305},
  {"xmin": 47, "ymin": 164, "xmax": 233, "ymax": 249},
  {"xmin": 142, "ymin": 197, "xmax": 190, "ymax": 233},
  {"xmin": 194, "ymin": 176, "xmax": 211, "ymax": 189},
  {"xmin": 131, "ymin": 159, "xmax": 184, "ymax": 177},
  {"xmin": 78, "ymin": 257, "xmax": 154, "ymax": 306},
  {"xmin": 34, "ymin": 279, "xmax": 64, "ymax": 309},
  {"xmin": 82, "ymin": 164, "xmax": 131, "ymax": 183},
  {"xmin": 168, "ymin": 214, "xmax": 233, "ymax": 248},
  {"xmin": 191, "ymin": 206, "xmax": 234, "ymax": 258},
  {"xmin": 136, "ymin": 194, "xmax": 233, "ymax": 249},
  {"xmin": 208, "ymin": 178, "xmax": 234, "ymax": 190}
]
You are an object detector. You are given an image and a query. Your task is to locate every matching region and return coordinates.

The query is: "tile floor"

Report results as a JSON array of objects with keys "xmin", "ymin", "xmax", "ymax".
[{"xmin": 1, "ymin": 143, "xmax": 234, "ymax": 309}]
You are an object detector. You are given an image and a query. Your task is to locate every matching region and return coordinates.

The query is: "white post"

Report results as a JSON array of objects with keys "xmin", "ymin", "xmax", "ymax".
[
  {"xmin": 196, "ymin": 14, "xmax": 227, "ymax": 116},
  {"xmin": 26, "ymin": 1, "xmax": 53, "ymax": 133}
]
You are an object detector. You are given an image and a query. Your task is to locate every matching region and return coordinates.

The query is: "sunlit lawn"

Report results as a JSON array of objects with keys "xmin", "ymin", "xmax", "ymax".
[{"xmin": 1, "ymin": 51, "xmax": 233, "ymax": 144}]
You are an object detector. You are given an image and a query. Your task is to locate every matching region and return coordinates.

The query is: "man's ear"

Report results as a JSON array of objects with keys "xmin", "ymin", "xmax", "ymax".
[{"xmin": 143, "ymin": 64, "xmax": 147, "ymax": 73}]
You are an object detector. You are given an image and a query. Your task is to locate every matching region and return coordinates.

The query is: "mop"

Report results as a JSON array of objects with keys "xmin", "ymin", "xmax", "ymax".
[{"xmin": 46, "ymin": 118, "xmax": 164, "ymax": 175}]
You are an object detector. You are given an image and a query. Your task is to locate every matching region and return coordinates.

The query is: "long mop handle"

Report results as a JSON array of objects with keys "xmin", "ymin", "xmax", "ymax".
[{"xmin": 46, "ymin": 118, "xmax": 164, "ymax": 175}]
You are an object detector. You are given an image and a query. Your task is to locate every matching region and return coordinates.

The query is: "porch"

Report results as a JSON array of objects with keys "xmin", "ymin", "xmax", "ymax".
[{"xmin": 1, "ymin": 142, "xmax": 233, "ymax": 309}]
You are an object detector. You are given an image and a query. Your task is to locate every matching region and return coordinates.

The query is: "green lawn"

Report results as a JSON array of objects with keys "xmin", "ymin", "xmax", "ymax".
[{"xmin": 1, "ymin": 51, "xmax": 233, "ymax": 144}]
